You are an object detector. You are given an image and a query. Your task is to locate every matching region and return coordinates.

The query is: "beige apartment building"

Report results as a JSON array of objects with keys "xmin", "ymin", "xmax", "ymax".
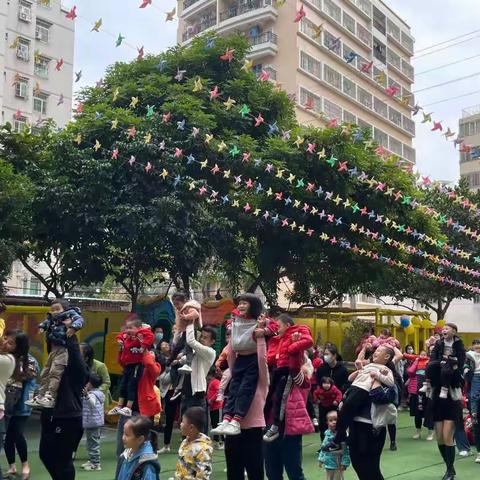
[
  {"xmin": 459, "ymin": 105, "xmax": 480, "ymax": 191},
  {"xmin": 178, "ymin": 0, "xmax": 416, "ymax": 164},
  {"xmin": 2, "ymin": 1, "xmax": 74, "ymax": 298},
  {"xmin": 0, "ymin": 0, "xmax": 74, "ymax": 132}
]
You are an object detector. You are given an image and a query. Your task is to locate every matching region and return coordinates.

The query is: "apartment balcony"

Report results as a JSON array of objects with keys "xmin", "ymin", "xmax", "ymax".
[
  {"xmin": 246, "ymin": 31, "xmax": 278, "ymax": 60},
  {"xmin": 217, "ymin": 0, "xmax": 277, "ymax": 35},
  {"xmin": 182, "ymin": 16, "xmax": 217, "ymax": 42},
  {"xmin": 182, "ymin": 0, "xmax": 217, "ymax": 21}
]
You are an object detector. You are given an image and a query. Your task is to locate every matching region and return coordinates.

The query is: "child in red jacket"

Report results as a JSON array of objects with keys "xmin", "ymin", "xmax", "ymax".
[
  {"xmin": 263, "ymin": 314, "xmax": 313, "ymax": 442},
  {"xmin": 207, "ymin": 370, "xmax": 224, "ymax": 449},
  {"xmin": 314, "ymin": 377, "xmax": 343, "ymax": 440},
  {"xmin": 108, "ymin": 317, "xmax": 154, "ymax": 417}
]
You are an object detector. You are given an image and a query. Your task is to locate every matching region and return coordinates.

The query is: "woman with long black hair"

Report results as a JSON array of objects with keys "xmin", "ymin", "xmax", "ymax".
[{"xmin": 4, "ymin": 329, "xmax": 38, "ymax": 480}]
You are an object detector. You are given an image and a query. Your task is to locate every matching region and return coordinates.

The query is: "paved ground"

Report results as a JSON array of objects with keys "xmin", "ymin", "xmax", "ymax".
[{"xmin": 9, "ymin": 411, "xmax": 480, "ymax": 479}]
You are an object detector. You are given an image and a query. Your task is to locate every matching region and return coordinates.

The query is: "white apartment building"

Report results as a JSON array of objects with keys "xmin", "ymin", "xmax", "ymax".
[
  {"xmin": 178, "ymin": 0, "xmax": 416, "ymax": 165},
  {"xmin": 0, "ymin": 0, "xmax": 74, "ymax": 131},
  {"xmin": 2, "ymin": 1, "xmax": 74, "ymax": 298},
  {"xmin": 459, "ymin": 104, "xmax": 480, "ymax": 191}
]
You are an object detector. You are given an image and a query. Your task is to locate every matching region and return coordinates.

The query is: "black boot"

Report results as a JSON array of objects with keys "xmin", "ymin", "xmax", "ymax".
[
  {"xmin": 438, "ymin": 444, "xmax": 447, "ymax": 462},
  {"xmin": 442, "ymin": 445, "xmax": 456, "ymax": 480}
]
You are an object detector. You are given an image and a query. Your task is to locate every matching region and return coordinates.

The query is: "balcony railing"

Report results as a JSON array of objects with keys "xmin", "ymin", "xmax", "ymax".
[
  {"xmin": 248, "ymin": 31, "xmax": 278, "ymax": 46},
  {"xmin": 183, "ymin": 0, "xmax": 200, "ymax": 9},
  {"xmin": 220, "ymin": 0, "xmax": 272, "ymax": 22},
  {"xmin": 182, "ymin": 17, "xmax": 216, "ymax": 41}
]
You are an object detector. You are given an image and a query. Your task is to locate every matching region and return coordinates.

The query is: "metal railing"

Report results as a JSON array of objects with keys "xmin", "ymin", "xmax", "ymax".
[
  {"xmin": 182, "ymin": 16, "xmax": 216, "ymax": 41},
  {"xmin": 220, "ymin": 0, "xmax": 272, "ymax": 22},
  {"xmin": 248, "ymin": 31, "xmax": 278, "ymax": 46}
]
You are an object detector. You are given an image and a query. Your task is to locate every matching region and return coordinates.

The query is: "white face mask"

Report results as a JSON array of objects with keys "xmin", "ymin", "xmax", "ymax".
[{"xmin": 324, "ymin": 354, "xmax": 333, "ymax": 364}]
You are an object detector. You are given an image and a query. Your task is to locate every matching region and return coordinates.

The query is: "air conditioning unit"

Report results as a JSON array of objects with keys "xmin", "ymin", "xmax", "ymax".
[{"xmin": 18, "ymin": 6, "xmax": 32, "ymax": 22}]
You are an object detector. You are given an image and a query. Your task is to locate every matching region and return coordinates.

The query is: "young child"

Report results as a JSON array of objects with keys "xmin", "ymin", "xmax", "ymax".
[
  {"xmin": 108, "ymin": 317, "xmax": 154, "ymax": 417},
  {"xmin": 26, "ymin": 299, "xmax": 84, "ymax": 408},
  {"xmin": 175, "ymin": 406, "xmax": 213, "ymax": 480},
  {"xmin": 419, "ymin": 323, "xmax": 466, "ymax": 400},
  {"xmin": 318, "ymin": 411, "xmax": 350, "ymax": 480},
  {"xmin": 117, "ymin": 416, "xmax": 160, "ymax": 480},
  {"xmin": 314, "ymin": 377, "xmax": 343, "ymax": 440},
  {"xmin": 82, "ymin": 373, "xmax": 105, "ymax": 471},
  {"xmin": 263, "ymin": 313, "xmax": 313, "ymax": 441},
  {"xmin": 207, "ymin": 370, "xmax": 224, "ymax": 449},
  {"xmin": 211, "ymin": 293, "xmax": 275, "ymax": 436},
  {"xmin": 465, "ymin": 339, "xmax": 480, "ymax": 417},
  {"xmin": 323, "ymin": 345, "xmax": 395, "ymax": 451}
]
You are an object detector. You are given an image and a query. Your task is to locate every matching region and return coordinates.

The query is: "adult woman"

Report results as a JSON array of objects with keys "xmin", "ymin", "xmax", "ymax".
[
  {"xmin": 39, "ymin": 336, "xmax": 88, "ymax": 480},
  {"xmin": 0, "ymin": 331, "xmax": 31, "ymax": 480},
  {"xmin": 315, "ymin": 345, "xmax": 349, "ymax": 393},
  {"xmin": 80, "ymin": 343, "xmax": 112, "ymax": 407},
  {"xmin": 429, "ymin": 324, "xmax": 465, "ymax": 480},
  {"xmin": 224, "ymin": 329, "xmax": 268, "ymax": 480},
  {"xmin": 4, "ymin": 330, "xmax": 38, "ymax": 480},
  {"xmin": 264, "ymin": 355, "xmax": 314, "ymax": 480}
]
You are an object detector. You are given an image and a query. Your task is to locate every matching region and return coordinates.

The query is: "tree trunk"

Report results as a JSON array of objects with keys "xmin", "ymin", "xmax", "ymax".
[{"xmin": 181, "ymin": 275, "xmax": 190, "ymax": 296}]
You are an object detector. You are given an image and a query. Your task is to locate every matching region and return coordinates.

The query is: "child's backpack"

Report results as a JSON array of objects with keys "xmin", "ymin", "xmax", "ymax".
[{"xmin": 132, "ymin": 461, "xmax": 160, "ymax": 480}]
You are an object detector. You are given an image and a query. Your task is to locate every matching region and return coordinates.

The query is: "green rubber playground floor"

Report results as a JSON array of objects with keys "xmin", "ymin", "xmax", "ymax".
[{"xmin": 13, "ymin": 411, "xmax": 480, "ymax": 479}]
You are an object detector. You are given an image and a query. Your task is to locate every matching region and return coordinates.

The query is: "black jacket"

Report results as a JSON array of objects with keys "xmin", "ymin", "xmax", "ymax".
[
  {"xmin": 430, "ymin": 335, "xmax": 466, "ymax": 388},
  {"xmin": 41, "ymin": 338, "xmax": 88, "ymax": 419},
  {"xmin": 316, "ymin": 361, "xmax": 349, "ymax": 392}
]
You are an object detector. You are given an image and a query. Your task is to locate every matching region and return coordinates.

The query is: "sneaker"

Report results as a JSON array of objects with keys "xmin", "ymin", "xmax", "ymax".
[
  {"xmin": 312, "ymin": 418, "xmax": 319, "ymax": 427},
  {"xmin": 475, "ymin": 453, "xmax": 480, "ymax": 463},
  {"xmin": 439, "ymin": 387, "xmax": 448, "ymax": 399},
  {"xmin": 158, "ymin": 446, "xmax": 171, "ymax": 454},
  {"xmin": 418, "ymin": 384, "xmax": 428, "ymax": 393},
  {"xmin": 390, "ymin": 442, "xmax": 397, "ymax": 451},
  {"xmin": 426, "ymin": 431, "xmax": 434, "ymax": 441},
  {"xmin": 263, "ymin": 428, "xmax": 280, "ymax": 443},
  {"xmin": 25, "ymin": 396, "xmax": 41, "ymax": 407},
  {"xmin": 107, "ymin": 406, "xmax": 122, "ymax": 416},
  {"xmin": 36, "ymin": 394, "xmax": 55, "ymax": 408},
  {"xmin": 81, "ymin": 461, "xmax": 93, "ymax": 469},
  {"xmin": 118, "ymin": 406, "xmax": 132, "ymax": 417},
  {"xmin": 458, "ymin": 450, "xmax": 470, "ymax": 457},
  {"xmin": 223, "ymin": 420, "xmax": 241, "ymax": 436},
  {"xmin": 412, "ymin": 431, "xmax": 421, "ymax": 440},
  {"xmin": 83, "ymin": 464, "xmax": 102, "ymax": 471},
  {"xmin": 211, "ymin": 420, "xmax": 230, "ymax": 435},
  {"xmin": 178, "ymin": 364, "xmax": 192, "ymax": 374},
  {"xmin": 216, "ymin": 442, "xmax": 225, "ymax": 450}
]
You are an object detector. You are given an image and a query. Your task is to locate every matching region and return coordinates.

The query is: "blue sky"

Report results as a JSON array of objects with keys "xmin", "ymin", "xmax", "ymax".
[{"xmin": 64, "ymin": 0, "xmax": 480, "ymax": 183}]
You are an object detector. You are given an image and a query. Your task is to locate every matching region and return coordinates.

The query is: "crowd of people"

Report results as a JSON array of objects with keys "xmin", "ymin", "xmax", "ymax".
[{"xmin": 0, "ymin": 298, "xmax": 480, "ymax": 480}]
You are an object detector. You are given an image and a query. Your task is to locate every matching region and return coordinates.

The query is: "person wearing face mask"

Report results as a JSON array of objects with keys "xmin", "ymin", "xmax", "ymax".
[
  {"xmin": 316, "ymin": 345, "xmax": 349, "ymax": 394},
  {"xmin": 152, "ymin": 327, "xmax": 164, "ymax": 349}
]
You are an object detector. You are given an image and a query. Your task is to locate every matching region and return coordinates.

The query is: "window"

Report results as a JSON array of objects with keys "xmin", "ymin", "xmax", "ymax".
[
  {"xmin": 299, "ymin": 87, "xmax": 322, "ymax": 113},
  {"xmin": 252, "ymin": 63, "xmax": 263, "ymax": 75},
  {"xmin": 323, "ymin": 30, "xmax": 341, "ymax": 56},
  {"xmin": 342, "ymin": 11, "xmax": 356, "ymax": 35},
  {"xmin": 389, "ymin": 107, "xmax": 402, "ymax": 126},
  {"xmin": 357, "ymin": 23, "xmax": 372, "ymax": 47},
  {"xmin": 16, "ymin": 38, "xmax": 30, "ymax": 61},
  {"xmin": 300, "ymin": 51, "xmax": 321, "ymax": 79},
  {"xmin": 460, "ymin": 120, "xmax": 480, "ymax": 136},
  {"xmin": 387, "ymin": 48, "xmax": 401, "ymax": 70},
  {"xmin": 389, "ymin": 136, "xmax": 402, "ymax": 155},
  {"xmin": 13, "ymin": 115, "xmax": 28, "ymax": 133},
  {"xmin": 33, "ymin": 92, "xmax": 48, "ymax": 114},
  {"xmin": 372, "ymin": 6, "xmax": 386, "ymax": 34},
  {"xmin": 343, "ymin": 110, "xmax": 356, "ymax": 124},
  {"xmin": 373, "ymin": 66, "xmax": 387, "ymax": 86},
  {"xmin": 386, "ymin": 18, "xmax": 401, "ymax": 41},
  {"xmin": 18, "ymin": 0, "xmax": 32, "ymax": 22},
  {"xmin": 343, "ymin": 76, "xmax": 356, "ymax": 99},
  {"xmin": 357, "ymin": 86, "xmax": 372, "ymax": 109},
  {"xmin": 373, "ymin": 97, "xmax": 387, "ymax": 118},
  {"xmin": 374, "ymin": 127, "xmax": 388, "ymax": 148},
  {"xmin": 356, "ymin": 54, "xmax": 371, "ymax": 76},
  {"xmin": 373, "ymin": 37, "xmax": 386, "ymax": 64},
  {"xmin": 402, "ymin": 88, "xmax": 414, "ymax": 106},
  {"xmin": 402, "ymin": 115, "xmax": 415, "ymax": 135},
  {"xmin": 401, "ymin": 31, "xmax": 414, "ymax": 54},
  {"xmin": 351, "ymin": 0, "xmax": 371, "ymax": 17},
  {"xmin": 323, "ymin": 0, "xmax": 341, "ymax": 23},
  {"xmin": 323, "ymin": 98, "xmax": 342, "ymax": 120},
  {"xmin": 37, "ymin": 0, "xmax": 52, "ymax": 7},
  {"xmin": 401, "ymin": 59, "xmax": 414, "ymax": 80},
  {"xmin": 15, "ymin": 77, "xmax": 29, "ymax": 99},
  {"xmin": 358, "ymin": 118, "xmax": 372, "ymax": 133},
  {"xmin": 403, "ymin": 144, "xmax": 415, "ymax": 162},
  {"xmin": 30, "ymin": 278, "xmax": 41, "ymax": 296},
  {"xmin": 323, "ymin": 64, "xmax": 342, "ymax": 89},
  {"xmin": 34, "ymin": 55, "xmax": 50, "ymax": 78},
  {"xmin": 464, "ymin": 172, "xmax": 480, "ymax": 188},
  {"xmin": 36, "ymin": 19, "xmax": 52, "ymax": 43},
  {"xmin": 300, "ymin": 18, "xmax": 315, "ymax": 41}
]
